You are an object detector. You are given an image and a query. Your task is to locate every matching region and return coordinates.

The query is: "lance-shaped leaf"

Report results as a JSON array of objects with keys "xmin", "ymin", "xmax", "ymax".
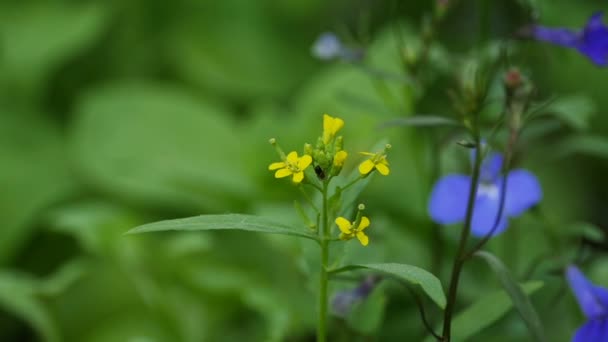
[
  {"xmin": 127, "ymin": 214, "xmax": 318, "ymax": 241},
  {"xmin": 423, "ymin": 281, "xmax": 543, "ymax": 342},
  {"xmin": 475, "ymin": 251, "xmax": 547, "ymax": 342},
  {"xmin": 329, "ymin": 263, "xmax": 446, "ymax": 309}
]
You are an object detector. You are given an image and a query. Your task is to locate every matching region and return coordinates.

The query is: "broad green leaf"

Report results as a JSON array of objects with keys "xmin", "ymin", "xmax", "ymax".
[
  {"xmin": 423, "ymin": 281, "xmax": 543, "ymax": 342},
  {"xmin": 0, "ymin": 272, "xmax": 60, "ymax": 342},
  {"xmin": 379, "ymin": 116, "xmax": 461, "ymax": 128},
  {"xmin": 128, "ymin": 214, "xmax": 318, "ymax": 241},
  {"xmin": 542, "ymin": 95, "xmax": 595, "ymax": 130},
  {"xmin": 347, "ymin": 283, "xmax": 387, "ymax": 335},
  {"xmin": 72, "ymin": 83, "xmax": 257, "ymax": 212},
  {"xmin": 0, "ymin": 112, "xmax": 73, "ymax": 264},
  {"xmin": 166, "ymin": 1, "xmax": 315, "ymax": 100},
  {"xmin": 475, "ymin": 251, "xmax": 547, "ymax": 342},
  {"xmin": 329, "ymin": 263, "xmax": 446, "ymax": 309},
  {"xmin": 0, "ymin": 2, "xmax": 107, "ymax": 92},
  {"xmin": 552, "ymin": 135, "xmax": 608, "ymax": 160}
]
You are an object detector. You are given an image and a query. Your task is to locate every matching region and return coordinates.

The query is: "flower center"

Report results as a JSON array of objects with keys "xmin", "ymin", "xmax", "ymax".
[{"xmin": 478, "ymin": 183, "xmax": 499, "ymax": 200}]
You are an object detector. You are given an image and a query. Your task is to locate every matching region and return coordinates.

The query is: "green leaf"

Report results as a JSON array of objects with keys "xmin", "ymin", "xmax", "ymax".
[
  {"xmin": 423, "ymin": 281, "xmax": 543, "ymax": 342},
  {"xmin": 542, "ymin": 95, "xmax": 595, "ymax": 130},
  {"xmin": 128, "ymin": 214, "xmax": 318, "ymax": 241},
  {"xmin": 329, "ymin": 263, "xmax": 446, "ymax": 309},
  {"xmin": 0, "ymin": 2, "xmax": 107, "ymax": 91},
  {"xmin": 347, "ymin": 283, "xmax": 386, "ymax": 334},
  {"xmin": 0, "ymin": 112, "xmax": 73, "ymax": 264},
  {"xmin": 475, "ymin": 251, "xmax": 547, "ymax": 342},
  {"xmin": 72, "ymin": 83, "xmax": 257, "ymax": 212},
  {"xmin": 0, "ymin": 272, "xmax": 60, "ymax": 342},
  {"xmin": 379, "ymin": 116, "xmax": 461, "ymax": 128},
  {"xmin": 552, "ymin": 135, "xmax": 608, "ymax": 160}
]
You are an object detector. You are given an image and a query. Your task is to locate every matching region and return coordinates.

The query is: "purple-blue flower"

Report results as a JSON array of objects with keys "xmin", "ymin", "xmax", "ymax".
[
  {"xmin": 532, "ymin": 12, "xmax": 608, "ymax": 66},
  {"xmin": 566, "ymin": 265, "xmax": 608, "ymax": 342},
  {"xmin": 332, "ymin": 275, "xmax": 380, "ymax": 318},
  {"xmin": 428, "ymin": 152, "xmax": 542, "ymax": 237},
  {"xmin": 312, "ymin": 32, "xmax": 345, "ymax": 61},
  {"xmin": 311, "ymin": 32, "xmax": 364, "ymax": 62}
]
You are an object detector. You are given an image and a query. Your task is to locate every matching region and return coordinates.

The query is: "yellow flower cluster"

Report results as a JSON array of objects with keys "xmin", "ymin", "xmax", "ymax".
[{"xmin": 268, "ymin": 114, "xmax": 391, "ymax": 184}]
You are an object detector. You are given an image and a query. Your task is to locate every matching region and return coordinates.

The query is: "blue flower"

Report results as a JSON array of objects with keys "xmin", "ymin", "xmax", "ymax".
[
  {"xmin": 331, "ymin": 275, "xmax": 380, "ymax": 318},
  {"xmin": 428, "ymin": 151, "xmax": 542, "ymax": 237},
  {"xmin": 566, "ymin": 265, "xmax": 608, "ymax": 342},
  {"xmin": 532, "ymin": 12, "xmax": 608, "ymax": 66},
  {"xmin": 312, "ymin": 32, "xmax": 344, "ymax": 61},
  {"xmin": 311, "ymin": 32, "xmax": 364, "ymax": 62}
]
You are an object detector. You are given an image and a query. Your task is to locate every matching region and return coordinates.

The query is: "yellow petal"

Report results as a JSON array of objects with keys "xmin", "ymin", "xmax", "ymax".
[
  {"xmin": 358, "ymin": 159, "xmax": 375, "ymax": 175},
  {"xmin": 335, "ymin": 217, "xmax": 352, "ymax": 234},
  {"xmin": 268, "ymin": 162, "xmax": 286, "ymax": 170},
  {"xmin": 375, "ymin": 162, "xmax": 390, "ymax": 176},
  {"xmin": 356, "ymin": 232, "xmax": 369, "ymax": 246},
  {"xmin": 358, "ymin": 216, "xmax": 370, "ymax": 231},
  {"xmin": 275, "ymin": 168, "xmax": 292, "ymax": 178},
  {"xmin": 359, "ymin": 152, "xmax": 375, "ymax": 156},
  {"xmin": 292, "ymin": 171, "xmax": 305, "ymax": 183},
  {"xmin": 333, "ymin": 150, "xmax": 348, "ymax": 166},
  {"xmin": 286, "ymin": 151, "xmax": 298, "ymax": 164},
  {"xmin": 331, "ymin": 116, "xmax": 344, "ymax": 133},
  {"xmin": 298, "ymin": 154, "xmax": 312, "ymax": 170}
]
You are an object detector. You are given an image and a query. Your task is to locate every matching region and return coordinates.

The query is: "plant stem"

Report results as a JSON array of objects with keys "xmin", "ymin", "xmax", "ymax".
[
  {"xmin": 317, "ymin": 180, "xmax": 330, "ymax": 342},
  {"xmin": 441, "ymin": 133, "xmax": 482, "ymax": 341}
]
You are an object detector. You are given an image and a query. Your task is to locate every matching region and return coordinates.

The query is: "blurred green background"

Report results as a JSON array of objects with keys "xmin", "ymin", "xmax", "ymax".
[{"xmin": 1, "ymin": 0, "xmax": 608, "ymax": 341}]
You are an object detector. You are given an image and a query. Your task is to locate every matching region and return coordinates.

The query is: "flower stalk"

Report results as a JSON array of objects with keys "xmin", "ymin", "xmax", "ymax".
[{"xmin": 441, "ymin": 131, "xmax": 482, "ymax": 341}]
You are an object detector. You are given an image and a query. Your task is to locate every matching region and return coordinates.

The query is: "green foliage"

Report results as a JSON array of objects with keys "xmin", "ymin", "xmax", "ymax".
[
  {"xmin": 475, "ymin": 251, "xmax": 547, "ymax": 342},
  {"xmin": 330, "ymin": 263, "xmax": 446, "ymax": 309},
  {"xmin": 0, "ymin": 0, "xmax": 606, "ymax": 341},
  {"xmin": 128, "ymin": 214, "xmax": 318, "ymax": 241}
]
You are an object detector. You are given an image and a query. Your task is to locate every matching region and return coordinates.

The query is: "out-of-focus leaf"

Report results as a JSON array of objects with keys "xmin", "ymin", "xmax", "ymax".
[
  {"xmin": 329, "ymin": 263, "xmax": 446, "ymax": 309},
  {"xmin": 0, "ymin": 272, "xmax": 60, "ymax": 342},
  {"xmin": 379, "ymin": 116, "xmax": 461, "ymax": 128},
  {"xmin": 128, "ymin": 214, "xmax": 317, "ymax": 241},
  {"xmin": 0, "ymin": 113, "xmax": 72, "ymax": 264},
  {"xmin": 542, "ymin": 95, "xmax": 595, "ymax": 130},
  {"xmin": 38, "ymin": 259, "xmax": 88, "ymax": 297},
  {"xmin": 475, "ymin": 251, "xmax": 547, "ymax": 342},
  {"xmin": 552, "ymin": 135, "xmax": 608, "ymax": 160},
  {"xmin": 0, "ymin": 2, "xmax": 107, "ymax": 91},
  {"xmin": 423, "ymin": 281, "xmax": 543, "ymax": 342},
  {"xmin": 72, "ymin": 83, "xmax": 256, "ymax": 212},
  {"xmin": 167, "ymin": 1, "xmax": 314, "ymax": 100},
  {"xmin": 347, "ymin": 284, "xmax": 387, "ymax": 335}
]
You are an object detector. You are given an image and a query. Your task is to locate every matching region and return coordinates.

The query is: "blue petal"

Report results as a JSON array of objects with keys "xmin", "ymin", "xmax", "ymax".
[
  {"xmin": 579, "ymin": 12, "xmax": 608, "ymax": 65},
  {"xmin": 470, "ymin": 191, "xmax": 508, "ymax": 237},
  {"xmin": 480, "ymin": 153, "xmax": 503, "ymax": 182},
  {"xmin": 593, "ymin": 285, "xmax": 608, "ymax": 309},
  {"xmin": 532, "ymin": 26, "xmax": 579, "ymax": 48},
  {"xmin": 504, "ymin": 169, "xmax": 542, "ymax": 217},
  {"xmin": 566, "ymin": 266, "xmax": 607, "ymax": 318},
  {"xmin": 428, "ymin": 175, "xmax": 470, "ymax": 225},
  {"xmin": 572, "ymin": 318, "xmax": 608, "ymax": 342}
]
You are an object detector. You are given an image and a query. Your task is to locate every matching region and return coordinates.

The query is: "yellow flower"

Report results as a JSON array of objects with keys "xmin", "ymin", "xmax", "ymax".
[
  {"xmin": 333, "ymin": 150, "xmax": 348, "ymax": 167},
  {"xmin": 358, "ymin": 152, "xmax": 390, "ymax": 176},
  {"xmin": 323, "ymin": 114, "xmax": 344, "ymax": 144},
  {"xmin": 268, "ymin": 151, "xmax": 312, "ymax": 183},
  {"xmin": 336, "ymin": 216, "xmax": 371, "ymax": 246}
]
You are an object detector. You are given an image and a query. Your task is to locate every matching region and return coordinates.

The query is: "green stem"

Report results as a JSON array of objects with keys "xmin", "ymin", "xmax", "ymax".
[
  {"xmin": 317, "ymin": 180, "xmax": 330, "ymax": 342},
  {"xmin": 441, "ymin": 133, "xmax": 482, "ymax": 341}
]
